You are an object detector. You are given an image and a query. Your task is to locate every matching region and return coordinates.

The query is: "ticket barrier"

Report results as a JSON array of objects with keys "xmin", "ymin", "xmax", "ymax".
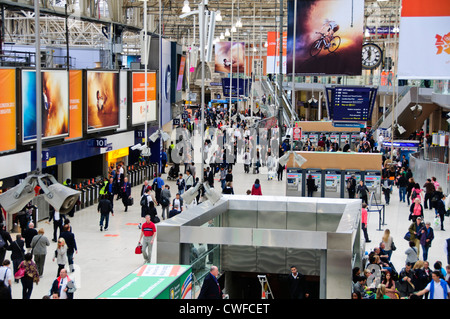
[
  {"xmin": 86, "ymin": 182, "xmax": 94, "ymax": 207},
  {"xmin": 286, "ymin": 168, "xmax": 303, "ymax": 197},
  {"xmin": 128, "ymin": 166, "xmax": 136, "ymax": 186},
  {"xmin": 80, "ymin": 184, "xmax": 87, "ymax": 209},
  {"xmin": 324, "ymin": 169, "xmax": 342, "ymax": 198},
  {"xmin": 304, "ymin": 169, "xmax": 323, "ymax": 197},
  {"xmin": 363, "ymin": 170, "xmax": 382, "ymax": 201},
  {"xmin": 343, "ymin": 170, "xmax": 363, "ymax": 198}
]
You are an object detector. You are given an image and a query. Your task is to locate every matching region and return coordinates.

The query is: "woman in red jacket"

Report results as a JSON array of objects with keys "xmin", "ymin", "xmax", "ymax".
[{"xmin": 251, "ymin": 179, "xmax": 262, "ymax": 195}]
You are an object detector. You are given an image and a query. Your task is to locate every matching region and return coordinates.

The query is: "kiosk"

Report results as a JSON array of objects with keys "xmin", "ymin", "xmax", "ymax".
[
  {"xmin": 286, "ymin": 168, "xmax": 303, "ymax": 197},
  {"xmin": 343, "ymin": 170, "xmax": 363, "ymax": 198},
  {"xmin": 304, "ymin": 169, "xmax": 322, "ymax": 197},
  {"xmin": 324, "ymin": 169, "xmax": 342, "ymax": 198},
  {"xmin": 364, "ymin": 170, "xmax": 382, "ymax": 200}
]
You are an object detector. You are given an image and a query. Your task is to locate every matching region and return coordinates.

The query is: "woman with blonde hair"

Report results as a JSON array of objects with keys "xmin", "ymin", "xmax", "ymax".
[
  {"xmin": 53, "ymin": 237, "xmax": 68, "ymax": 277},
  {"xmin": 382, "ymin": 229, "xmax": 394, "ymax": 261},
  {"xmin": 376, "ymin": 283, "xmax": 391, "ymax": 299}
]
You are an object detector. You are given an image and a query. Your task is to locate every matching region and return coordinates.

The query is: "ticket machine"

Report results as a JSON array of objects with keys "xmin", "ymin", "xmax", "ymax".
[
  {"xmin": 343, "ymin": 170, "xmax": 363, "ymax": 198},
  {"xmin": 304, "ymin": 169, "xmax": 322, "ymax": 197},
  {"xmin": 308, "ymin": 133, "xmax": 319, "ymax": 145},
  {"xmin": 364, "ymin": 170, "xmax": 382, "ymax": 200},
  {"xmin": 286, "ymin": 168, "xmax": 303, "ymax": 197},
  {"xmin": 324, "ymin": 169, "xmax": 342, "ymax": 198}
]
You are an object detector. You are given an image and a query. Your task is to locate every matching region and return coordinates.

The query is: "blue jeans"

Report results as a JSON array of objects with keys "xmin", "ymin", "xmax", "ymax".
[
  {"xmin": 422, "ymin": 245, "xmax": 430, "ymax": 261},
  {"xmin": 100, "ymin": 213, "xmax": 110, "ymax": 229},
  {"xmin": 399, "ymin": 187, "xmax": 407, "ymax": 202}
]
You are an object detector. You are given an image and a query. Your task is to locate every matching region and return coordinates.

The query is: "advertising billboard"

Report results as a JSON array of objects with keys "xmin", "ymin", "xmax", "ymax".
[
  {"xmin": 286, "ymin": 0, "xmax": 364, "ymax": 75},
  {"xmin": 86, "ymin": 70, "xmax": 119, "ymax": 132},
  {"xmin": 22, "ymin": 69, "xmax": 69, "ymax": 142},
  {"xmin": 131, "ymin": 71, "xmax": 157, "ymax": 125},
  {"xmin": 65, "ymin": 70, "xmax": 83, "ymax": 140},
  {"xmin": 398, "ymin": 0, "xmax": 450, "ymax": 79},
  {"xmin": 215, "ymin": 41, "xmax": 245, "ymax": 73},
  {"xmin": 266, "ymin": 31, "xmax": 287, "ymax": 74},
  {"xmin": 0, "ymin": 69, "xmax": 16, "ymax": 153}
]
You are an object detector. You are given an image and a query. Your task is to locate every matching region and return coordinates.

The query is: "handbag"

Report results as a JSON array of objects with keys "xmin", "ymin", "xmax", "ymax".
[
  {"xmin": 135, "ymin": 243, "xmax": 142, "ymax": 254},
  {"xmin": 391, "ymin": 241, "xmax": 397, "ymax": 251},
  {"xmin": 128, "ymin": 197, "xmax": 134, "ymax": 206},
  {"xmin": 404, "ymin": 231, "xmax": 411, "ymax": 241},
  {"xmin": 14, "ymin": 267, "xmax": 25, "ymax": 279}
]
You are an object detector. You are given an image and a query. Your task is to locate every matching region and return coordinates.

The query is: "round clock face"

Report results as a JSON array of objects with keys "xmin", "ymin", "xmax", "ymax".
[{"xmin": 362, "ymin": 43, "xmax": 382, "ymax": 69}]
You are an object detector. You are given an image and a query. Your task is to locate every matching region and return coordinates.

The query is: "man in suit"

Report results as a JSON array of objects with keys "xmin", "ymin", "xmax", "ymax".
[
  {"xmin": 59, "ymin": 225, "xmax": 77, "ymax": 273},
  {"xmin": 120, "ymin": 177, "xmax": 132, "ymax": 212},
  {"xmin": 288, "ymin": 265, "xmax": 309, "ymax": 299},
  {"xmin": 198, "ymin": 266, "xmax": 224, "ymax": 299},
  {"xmin": 51, "ymin": 268, "xmax": 75, "ymax": 299}
]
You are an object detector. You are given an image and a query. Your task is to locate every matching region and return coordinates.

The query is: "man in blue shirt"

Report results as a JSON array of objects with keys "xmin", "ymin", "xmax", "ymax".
[{"xmin": 153, "ymin": 173, "xmax": 165, "ymax": 205}]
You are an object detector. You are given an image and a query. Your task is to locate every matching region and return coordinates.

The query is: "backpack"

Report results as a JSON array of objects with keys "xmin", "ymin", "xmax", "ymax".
[
  {"xmin": 411, "ymin": 190, "xmax": 417, "ymax": 200},
  {"xmin": 140, "ymin": 195, "xmax": 148, "ymax": 207}
]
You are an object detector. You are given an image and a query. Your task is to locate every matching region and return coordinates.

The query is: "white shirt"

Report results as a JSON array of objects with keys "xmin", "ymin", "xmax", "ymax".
[
  {"xmin": 0, "ymin": 266, "xmax": 11, "ymax": 287},
  {"xmin": 58, "ymin": 276, "xmax": 69, "ymax": 299},
  {"xmin": 425, "ymin": 280, "xmax": 450, "ymax": 299}
]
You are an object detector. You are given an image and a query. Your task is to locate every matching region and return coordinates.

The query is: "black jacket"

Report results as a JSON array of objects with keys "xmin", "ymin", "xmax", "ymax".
[
  {"xmin": 288, "ymin": 272, "xmax": 308, "ymax": 299},
  {"xmin": 97, "ymin": 198, "xmax": 113, "ymax": 215},
  {"xmin": 10, "ymin": 239, "xmax": 25, "ymax": 260},
  {"xmin": 198, "ymin": 272, "xmax": 222, "ymax": 299},
  {"xmin": 59, "ymin": 231, "xmax": 77, "ymax": 254}
]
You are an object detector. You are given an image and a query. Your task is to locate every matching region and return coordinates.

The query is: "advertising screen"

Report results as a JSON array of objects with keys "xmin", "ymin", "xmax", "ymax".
[
  {"xmin": 65, "ymin": 70, "xmax": 83, "ymax": 140},
  {"xmin": 0, "ymin": 69, "xmax": 16, "ymax": 153},
  {"xmin": 22, "ymin": 69, "xmax": 69, "ymax": 142},
  {"xmin": 215, "ymin": 41, "xmax": 245, "ymax": 73},
  {"xmin": 132, "ymin": 71, "xmax": 157, "ymax": 125},
  {"xmin": 286, "ymin": 0, "xmax": 364, "ymax": 75},
  {"xmin": 86, "ymin": 70, "xmax": 119, "ymax": 132}
]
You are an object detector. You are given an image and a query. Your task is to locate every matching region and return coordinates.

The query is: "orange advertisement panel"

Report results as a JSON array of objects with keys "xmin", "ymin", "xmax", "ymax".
[
  {"xmin": 132, "ymin": 71, "xmax": 157, "ymax": 125},
  {"xmin": 0, "ymin": 69, "xmax": 16, "ymax": 152},
  {"xmin": 267, "ymin": 32, "xmax": 287, "ymax": 74},
  {"xmin": 66, "ymin": 70, "xmax": 83, "ymax": 140}
]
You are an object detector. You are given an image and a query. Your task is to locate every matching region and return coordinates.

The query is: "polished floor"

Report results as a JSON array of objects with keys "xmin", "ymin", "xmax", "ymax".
[{"xmin": 6, "ymin": 133, "xmax": 450, "ymax": 299}]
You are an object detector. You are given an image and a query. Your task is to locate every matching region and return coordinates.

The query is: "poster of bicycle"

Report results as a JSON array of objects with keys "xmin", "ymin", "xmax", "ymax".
[{"xmin": 286, "ymin": 0, "xmax": 364, "ymax": 76}]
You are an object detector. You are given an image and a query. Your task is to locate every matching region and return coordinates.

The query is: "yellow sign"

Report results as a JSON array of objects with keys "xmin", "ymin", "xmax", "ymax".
[
  {"xmin": 106, "ymin": 147, "xmax": 130, "ymax": 161},
  {"xmin": 47, "ymin": 157, "xmax": 56, "ymax": 167}
]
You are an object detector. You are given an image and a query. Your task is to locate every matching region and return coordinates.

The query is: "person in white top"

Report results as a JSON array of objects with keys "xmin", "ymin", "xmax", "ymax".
[
  {"xmin": 415, "ymin": 271, "xmax": 450, "ymax": 299},
  {"xmin": 0, "ymin": 260, "xmax": 12, "ymax": 298}
]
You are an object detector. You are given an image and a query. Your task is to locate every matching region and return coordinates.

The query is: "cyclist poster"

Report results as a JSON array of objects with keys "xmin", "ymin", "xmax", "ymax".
[
  {"xmin": 215, "ymin": 41, "xmax": 245, "ymax": 73},
  {"xmin": 286, "ymin": 0, "xmax": 364, "ymax": 75}
]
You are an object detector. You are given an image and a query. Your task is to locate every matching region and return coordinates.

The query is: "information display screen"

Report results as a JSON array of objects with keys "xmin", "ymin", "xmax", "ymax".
[{"xmin": 325, "ymin": 86, "xmax": 377, "ymax": 123}]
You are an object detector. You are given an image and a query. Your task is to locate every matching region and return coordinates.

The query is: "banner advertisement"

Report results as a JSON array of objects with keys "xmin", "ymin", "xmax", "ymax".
[
  {"xmin": 177, "ymin": 56, "xmax": 186, "ymax": 91},
  {"xmin": 22, "ymin": 70, "xmax": 69, "ymax": 142},
  {"xmin": 65, "ymin": 70, "xmax": 83, "ymax": 140},
  {"xmin": 131, "ymin": 71, "xmax": 157, "ymax": 125},
  {"xmin": 266, "ymin": 31, "xmax": 287, "ymax": 74},
  {"xmin": 398, "ymin": 0, "xmax": 450, "ymax": 79},
  {"xmin": 86, "ymin": 70, "xmax": 119, "ymax": 132},
  {"xmin": 215, "ymin": 41, "xmax": 245, "ymax": 73},
  {"xmin": 286, "ymin": 0, "xmax": 364, "ymax": 75},
  {"xmin": 0, "ymin": 69, "xmax": 16, "ymax": 153}
]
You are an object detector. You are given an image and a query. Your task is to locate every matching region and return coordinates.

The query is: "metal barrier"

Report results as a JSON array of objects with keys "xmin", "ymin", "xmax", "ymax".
[{"xmin": 410, "ymin": 151, "xmax": 449, "ymax": 195}]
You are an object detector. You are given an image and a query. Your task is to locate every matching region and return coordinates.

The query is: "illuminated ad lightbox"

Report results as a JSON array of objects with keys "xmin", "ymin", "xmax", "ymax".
[
  {"xmin": 131, "ymin": 71, "xmax": 157, "ymax": 125},
  {"xmin": 22, "ymin": 69, "xmax": 69, "ymax": 143},
  {"xmin": 0, "ymin": 69, "xmax": 17, "ymax": 152},
  {"xmin": 286, "ymin": 0, "xmax": 364, "ymax": 75},
  {"xmin": 86, "ymin": 70, "xmax": 119, "ymax": 132}
]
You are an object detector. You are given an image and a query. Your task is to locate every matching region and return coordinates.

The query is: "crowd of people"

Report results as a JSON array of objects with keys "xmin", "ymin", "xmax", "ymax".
[{"xmin": 352, "ymin": 150, "xmax": 450, "ymax": 299}]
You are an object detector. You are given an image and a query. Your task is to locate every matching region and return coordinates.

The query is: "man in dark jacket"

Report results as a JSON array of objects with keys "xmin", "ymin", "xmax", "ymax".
[
  {"xmin": 288, "ymin": 265, "xmax": 309, "ymax": 299},
  {"xmin": 10, "ymin": 234, "xmax": 25, "ymax": 283},
  {"xmin": 423, "ymin": 179, "xmax": 436, "ymax": 210},
  {"xmin": 23, "ymin": 222, "xmax": 38, "ymax": 254},
  {"xmin": 97, "ymin": 195, "xmax": 114, "ymax": 231},
  {"xmin": 120, "ymin": 177, "xmax": 132, "ymax": 212},
  {"xmin": 59, "ymin": 225, "xmax": 77, "ymax": 273},
  {"xmin": 198, "ymin": 266, "xmax": 223, "ymax": 299}
]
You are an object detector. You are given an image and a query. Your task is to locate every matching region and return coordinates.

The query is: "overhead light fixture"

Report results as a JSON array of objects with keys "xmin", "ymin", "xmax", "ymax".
[
  {"xmin": 225, "ymin": 28, "xmax": 230, "ymax": 37},
  {"xmin": 236, "ymin": 18, "xmax": 242, "ymax": 28},
  {"xmin": 216, "ymin": 10, "xmax": 222, "ymax": 21},
  {"xmin": 182, "ymin": 0, "xmax": 191, "ymax": 13},
  {"xmin": 365, "ymin": 28, "xmax": 371, "ymax": 37},
  {"xmin": 264, "ymin": 41, "xmax": 268, "ymax": 47},
  {"xmin": 393, "ymin": 26, "xmax": 399, "ymax": 33},
  {"xmin": 220, "ymin": 32, "xmax": 225, "ymax": 40},
  {"xmin": 231, "ymin": 25, "xmax": 237, "ymax": 33}
]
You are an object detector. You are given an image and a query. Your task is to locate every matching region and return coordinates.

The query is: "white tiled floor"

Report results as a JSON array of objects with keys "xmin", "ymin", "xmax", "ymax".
[{"xmin": 5, "ymin": 130, "xmax": 450, "ymax": 299}]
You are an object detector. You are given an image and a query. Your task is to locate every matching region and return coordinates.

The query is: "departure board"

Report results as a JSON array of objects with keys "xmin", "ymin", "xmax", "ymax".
[{"xmin": 325, "ymin": 86, "xmax": 377, "ymax": 124}]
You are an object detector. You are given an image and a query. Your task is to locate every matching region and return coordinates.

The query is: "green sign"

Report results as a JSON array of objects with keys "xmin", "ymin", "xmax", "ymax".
[{"xmin": 97, "ymin": 264, "xmax": 193, "ymax": 299}]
